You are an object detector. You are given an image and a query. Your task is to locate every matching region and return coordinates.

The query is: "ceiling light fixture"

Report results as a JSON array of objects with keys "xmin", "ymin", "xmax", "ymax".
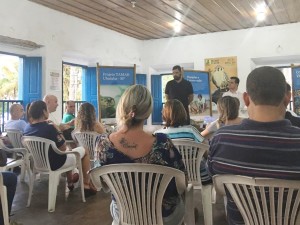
[
  {"xmin": 131, "ymin": 0, "xmax": 136, "ymax": 8},
  {"xmin": 255, "ymin": 3, "xmax": 267, "ymax": 21},
  {"xmin": 173, "ymin": 21, "xmax": 182, "ymax": 33}
]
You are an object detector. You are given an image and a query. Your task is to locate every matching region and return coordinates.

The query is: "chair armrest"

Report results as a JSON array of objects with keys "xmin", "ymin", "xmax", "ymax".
[{"xmin": 184, "ymin": 183, "xmax": 195, "ymax": 225}]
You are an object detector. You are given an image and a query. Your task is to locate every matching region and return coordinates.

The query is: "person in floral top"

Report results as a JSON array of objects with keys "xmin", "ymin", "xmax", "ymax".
[{"xmin": 95, "ymin": 85, "xmax": 187, "ymax": 225}]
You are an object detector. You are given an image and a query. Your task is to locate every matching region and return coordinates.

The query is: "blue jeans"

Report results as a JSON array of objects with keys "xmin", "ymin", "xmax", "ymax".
[{"xmin": 0, "ymin": 172, "xmax": 17, "ymax": 225}]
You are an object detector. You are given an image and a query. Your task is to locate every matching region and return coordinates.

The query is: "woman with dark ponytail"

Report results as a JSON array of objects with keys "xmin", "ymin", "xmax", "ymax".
[{"xmin": 95, "ymin": 85, "xmax": 187, "ymax": 225}]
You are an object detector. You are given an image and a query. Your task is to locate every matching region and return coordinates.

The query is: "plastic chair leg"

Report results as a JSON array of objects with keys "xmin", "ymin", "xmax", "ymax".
[
  {"xmin": 202, "ymin": 184, "xmax": 213, "ymax": 225},
  {"xmin": 27, "ymin": 171, "xmax": 36, "ymax": 207},
  {"xmin": 48, "ymin": 173, "xmax": 60, "ymax": 212},
  {"xmin": 1, "ymin": 186, "xmax": 9, "ymax": 225},
  {"xmin": 184, "ymin": 184, "xmax": 195, "ymax": 225},
  {"xmin": 20, "ymin": 162, "xmax": 26, "ymax": 182}
]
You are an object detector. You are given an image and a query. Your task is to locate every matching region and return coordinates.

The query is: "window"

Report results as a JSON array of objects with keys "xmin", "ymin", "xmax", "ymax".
[
  {"xmin": 0, "ymin": 54, "xmax": 20, "ymax": 100},
  {"xmin": 63, "ymin": 63, "xmax": 83, "ymax": 101}
]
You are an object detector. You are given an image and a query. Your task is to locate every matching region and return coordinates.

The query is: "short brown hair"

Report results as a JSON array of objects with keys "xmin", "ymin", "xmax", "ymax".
[
  {"xmin": 246, "ymin": 66, "xmax": 286, "ymax": 106},
  {"xmin": 162, "ymin": 99, "xmax": 187, "ymax": 127}
]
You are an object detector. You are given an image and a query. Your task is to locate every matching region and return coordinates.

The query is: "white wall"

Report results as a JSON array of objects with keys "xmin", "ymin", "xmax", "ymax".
[
  {"xmin": 0, "ymin": 0, "xmax": 143, "ymax": 121},
  {"xmin": 1, "ymin": 0, "xmax": 300, "ymax": 122}
]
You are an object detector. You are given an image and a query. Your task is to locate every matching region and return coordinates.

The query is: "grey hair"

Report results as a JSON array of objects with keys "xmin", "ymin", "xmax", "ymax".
[{"xmin": 116, "ymin": 85, "xmax": 153, "ymax": 129}]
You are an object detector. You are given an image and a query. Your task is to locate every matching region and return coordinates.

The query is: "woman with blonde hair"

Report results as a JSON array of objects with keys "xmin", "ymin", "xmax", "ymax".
[
  {"xmin": 74, "ymin": 102, "xmax": 104, "ymax": 134},
  {"xmin": 201, "ymin": 96, "xmax": 243, "ymax": 138},
  {"xmin": 95, "ymin": 85, "xmax": 187, "ymax": 225}
]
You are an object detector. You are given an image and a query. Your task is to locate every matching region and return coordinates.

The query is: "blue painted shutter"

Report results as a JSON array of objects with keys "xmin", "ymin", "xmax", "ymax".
[
  {"xmin": 151, "ymin": 74, "xmax": 162, "ymax": 124},
  {"xmin": 21, "ymin": 57, "xmax": 42, "ymax": 108},
  {"xmin": 136, "ymin": 74, "xmax": 147, "ymax": 86},
  {"xmin": 82, "ymin": 67, "xmax": 98, "ymax": 116}
]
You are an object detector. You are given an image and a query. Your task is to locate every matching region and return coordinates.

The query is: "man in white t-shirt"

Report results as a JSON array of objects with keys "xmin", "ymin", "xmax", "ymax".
[
  {"xmin": 4, "ymin": 103, "xmax": 27, "ymax": 132},
  {"xmin": 222, "ymin": 76, "xmax": 245, "ymax": 110}
]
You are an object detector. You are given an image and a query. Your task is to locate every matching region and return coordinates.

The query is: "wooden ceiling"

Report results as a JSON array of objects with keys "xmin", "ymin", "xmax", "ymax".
[{"xmin": 29, "ymin": 0, "xmax": 300, "ymax": 40}]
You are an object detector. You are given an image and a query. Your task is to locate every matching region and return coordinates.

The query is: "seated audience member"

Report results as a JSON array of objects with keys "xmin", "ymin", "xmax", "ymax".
[
  {"xmin": 43, "ymin": 94, "xmax": 72, "ymax": 131},
  {"xmin": 61, "ymin": 100, "xmax": 76, "ymax": 140},
  {"xmin": 201, "ymin": 96, "xmax": 243, "ymax": 138},
  {"xmin": 155, "ymin": 99, "xmax": 210, "ymax": 185},
  {"xmin": 62, "ymin": 100, "xmax": 76, "ymax": 126},
  {"xmin": 95, "ymin": 85, "xmax": 187, "ymax": 225},
  {"xmin": 207, "ymin": 66, "xmax": 300, "ymax": 225},
  {"xmin": 0, "ymin": 172, "xmax": 21, "ymax": 225},
  {"xmin": 24, "ymin": 101, "xmax": 96, "ymax": 197},
  {"xmin": 155, "ymin": 99, "xmax": 204, "ymax": 142},
  {"xmin": 285, "ymin": 83, "xmax": 300, "ymax": 127},
  {"xmin": 4, "ymin": 103, "xmax": 27, "ymax": 133},
  {"xmin": 74, "ymin": 102, "xmax": 104, "ymax": 134}
]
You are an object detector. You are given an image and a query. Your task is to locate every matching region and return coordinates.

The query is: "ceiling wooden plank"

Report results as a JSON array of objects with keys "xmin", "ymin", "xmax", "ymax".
[
  {"xmin": 29, "ymin": 0, "xmax": 148, "ymax": 39},
  {"xmin": 141, "ymin": 0, "xmax": 210, "ymax": 34},
  {"xmin": 247, "ymin": 0, "xmax": 279, "ymax": 26},
  {"xmin": 266, "ymin": 0, "xmax": 290, "ymax": 24},
  {"xmin": 121, "ymin": 0, "xmax": 197, "ymax": 35},
  {"xmin": 73, "ymin": 0, "xmax": 172, "ymax": 38},
  {"xmin": 193, "ymin": 0, "xmax": 244, "ymax": 30},
  {"xmin": 59, "ymin": 0, "xmax": 166, "ymax": 39},
  {"xmin": 28, "ymin": 0, "xmax": 300, "ymax": 40},
  {"xmin": 281, "ymin": 0, "xmax": 298, "ymax": 22},
  {"xmin": 94, "ymin": 0, "xmax": 189, "ymax": 37},
  {"xmin": 212, "ymin": 0, "xmax": 253, "ymax": 28},
  {"xmin": 179, "ymin": 0, "xmax": 232, "ymax": 31},
  {"xmin": 226, "ymin": 0, "xmax": 258, "ymax": 26},
  {"xmin": 161, "ymin": 0, "xmax": 220, "ymax": 32}
]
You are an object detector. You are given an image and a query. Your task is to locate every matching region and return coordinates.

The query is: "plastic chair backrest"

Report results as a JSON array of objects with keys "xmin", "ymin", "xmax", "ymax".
[
  {"xmin": 172, "ymin": 140, "xmax": 208, "ymax": 187},
  {"xmin": 22, "ymin": 136, "xmax": 55, "ymax": 173},
  {"xmin": 6, "ymin": 129, "xmax": 23, "ymax": 148},
  {"xmin": 90, "ymin": 163, "xmax": 186, "ymax": 225},
  {"xmin": 73, "ymin": 132, "xmax": 99, "ymax": 161},
  {"xmin": 214, "ymin": 175, "xmax": 300, "ymax": 225}
]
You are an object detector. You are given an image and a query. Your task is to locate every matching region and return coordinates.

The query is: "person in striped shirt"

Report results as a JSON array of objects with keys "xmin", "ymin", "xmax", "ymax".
[{"xmin": 207, "ymin": 66, "xmax": 300, "ymax": 225}]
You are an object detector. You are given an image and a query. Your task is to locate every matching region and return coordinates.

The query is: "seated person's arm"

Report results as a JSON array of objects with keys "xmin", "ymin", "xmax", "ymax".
[
  {"xmin": 51, "ymin": 125, "xmax": 67, "ymax": 152},
  {"xmin": 95, "ymin": 122, "xmax": 105, "ymax": 134}
]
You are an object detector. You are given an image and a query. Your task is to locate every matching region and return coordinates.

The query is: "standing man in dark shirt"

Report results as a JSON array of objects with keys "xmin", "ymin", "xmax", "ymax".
[{"xmin": 165, "ymin": 65, "xmax": 194, "ymax": 124}]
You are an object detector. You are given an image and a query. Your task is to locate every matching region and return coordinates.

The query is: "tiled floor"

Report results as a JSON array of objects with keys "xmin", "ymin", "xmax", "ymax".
[{"xmin": 11, "ymin": 175, "xmax": 227, "ymax": 225}]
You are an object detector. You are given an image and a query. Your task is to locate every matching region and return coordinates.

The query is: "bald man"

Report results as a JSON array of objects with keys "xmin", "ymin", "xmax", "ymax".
[
  {"xmin": 4, "ymin": 103, "xmax": 27, "ymax": 133},
  {"xmin": 43, "ymin": 95, "xmax": 71, "ymax": 131}
]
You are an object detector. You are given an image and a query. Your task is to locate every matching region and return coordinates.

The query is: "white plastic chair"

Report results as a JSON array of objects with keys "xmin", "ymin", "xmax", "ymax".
[
  {"xmin": 72, "ymin": 132, "xmax": 99, "ymax": 167},
  {"xmin": 0, "ymin": 173, "xmax": 9, "ymax": 225},
  {"xmin": 22, "ymin": 136, "xmax": 86, "ymax": 212},
  {"xmin": 5, "ymin": 129, "xmax": 30, "ymax": 181},
  {"xmin": 5, "ymin": 129, "xmax": 24, "ymax": 149},
  {"xmin": 213, "ymin": 175, "xmax": 300, "ymax": 225},
  {"xmin": 0, "ymin": 139, "xmax": 28, "ymax": 182},
  {"xmin": 172, "ymin": 140, "xmax": 213, "ymax": 225},
  {"xmin": 90, "ymin": 163, "xmax": 194, "ymax": 225}
]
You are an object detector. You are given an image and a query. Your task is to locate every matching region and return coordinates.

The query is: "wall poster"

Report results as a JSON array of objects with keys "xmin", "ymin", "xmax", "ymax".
[
  {"xmin": 97, "ymin": 64, "xmax": 136, "ymax": 124},
  {"xmin": 183, "ymin": 70, "xmax": 212, "ymax": 121},
  {"xmin": 204, "ymin": 56, "xmax": 237, "ymax": 107},
  {"xmin": 292, "ymin": 65, "xmax": 300, "ymax": 115}
]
